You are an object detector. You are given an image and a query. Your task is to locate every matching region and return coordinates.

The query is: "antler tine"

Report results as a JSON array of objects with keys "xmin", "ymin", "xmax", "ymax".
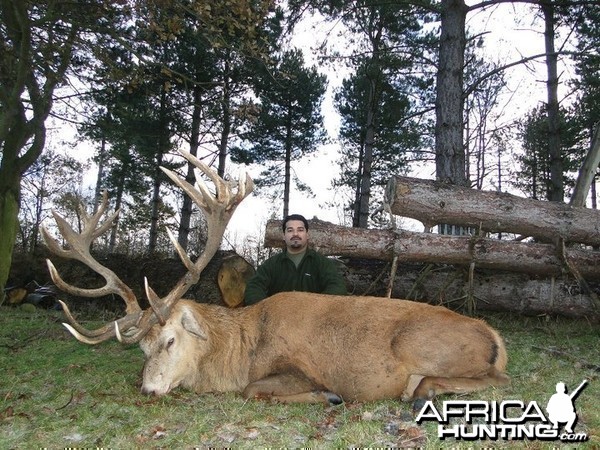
[
  {"xmin": 59, "ymin": 298, "xmax": 142, "ymax": 344},
  {"xmin": 144, "ymin": 278, "xmax": 168, "ymax": 326},
  {"xmin": 165, "ymin": 227, "xmax": 195, "ymax": 272},
  {"xmin": 141, "ymin": 150, "xmax": 254, "ymax": 324},
  {"xmin": 46, "ymin": 259, "xmax": 134, "ymax": 304},
  {"xmin": 229, "ymin": 172, "xmax": 254, "ymax": 210},
  {"xmin": 58, "ymin": 300, "xmax": 115, "ymax": 341},
  {"xmin": 179, "ymin": 149, "xmax": 230, "ymax": 203},
  {"xmin": 49, "ymin": 152, "xmax": 254, "ymax": 347},
  {"xmin": 161, "ymin": 166, "xmax": 208, "ymax": 210},
  {"xmin": 43, "ymin": 192, "xmax": 144, "ymax": 344}
]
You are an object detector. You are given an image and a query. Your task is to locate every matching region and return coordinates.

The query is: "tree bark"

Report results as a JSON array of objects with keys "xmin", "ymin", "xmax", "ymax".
[
  {"xmin": 283, "ymin": 119, "xmax": 292, "ymax": 219},
  {"xmin": 218, "ymin": 59, "xmax": 231, "ymax": 178},
  {"xmin": 178, "ymin": 85, "xmax": 203, "ymax": 252},
  {"xmin": 384, "ymin": 176, "xmax": 600, "ymax": 246},
  {"xmin": 343, "ymin": 260, "xmax": 599, "ymax": 321},
  {"xmin": 542, "ymin": 3, "xmax": 564, "ymax": 202},
  {"xmin": 356, "ymin": 22, "xmax": 382, "ymax": 228},
  {"xmin": 264, "ymin": 219, "xmax": 600, "ymax": 280},
  {"xmin": 0, "ymin": 188, "xmax": 20, "ymax": 305},
  {"xmin": 263, "ymin": 221, "xmax": 599, "ymax": 320},
  {"xmin": 109, "ymin": 171, "xmax": 125, "ymax": 253},
  {"xmin": 93, "ymin": 136, "xmax": 106, "ymax": 214},
  {"xmin": 148, "ymin": 88, "xmax": 168, "ymax": 253},
  {"xmin": 435, "ymin": 0, "xmax": 468, "ymax": 186},
  {"xmin": 0, "ymin": 2, "xmax": 78, "ymax": 303}
]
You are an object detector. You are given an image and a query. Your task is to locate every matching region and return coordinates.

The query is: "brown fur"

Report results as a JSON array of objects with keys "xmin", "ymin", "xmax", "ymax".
[{"xmin": 137, "ymin": 292, "xmax": 509, "ymax": 404}]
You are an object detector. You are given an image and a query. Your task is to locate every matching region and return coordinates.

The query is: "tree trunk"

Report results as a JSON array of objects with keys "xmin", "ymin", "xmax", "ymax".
[
  {"xmin": 0, "ymin": 1, "xmax": 78, "ymax": 301},
  {"xmin": 178, "ymin": 85, "xmax": 203, "ymax": 252},
  {"xmin": 571, "ymin": 124, "xmax": 600, "ymax": 207},
  {"xmin": 357, "ymin": 79, "xmax": 375, "ymax": 228},
  {"xmin": 283, "ymin": 112, "xmax": 293, "ymax": 219},
  {"xmin": 218, "ymin": 60, "xmax": 231, "ymax": 178},
  {"xmin": 93, "ymin": 136, "xmax": 106, "ymax": 214},
  {"xmin": 264, "ymin": 219, "xmax": 600, "ymax": 279},
  {"xmin": 435, "ymin": 0, "xmax": 468, "ymax": 186},
  {"xmin": 542, "ymin": 3, "xmax": 564, "ymax": 202},
  {"xmin": 357, "ymin": 28, "xmax": 381, "ymax": 228},
  {"xmin": 148, "ymin": 88, "xmax": 168, "ymax": 253},
  {"xmin": 352, "ymin": 143, "xmax": 365, "ymax": 228},
  {"xmin": 384, "ymin": 176, "xmax": 600, "ymax": 246},
  {"xmin": 148, "ymin": 151, "xmax": 163, "ymax": 253},
  {"xmin": 0, "ymin": 188, "xmax": 20, "ymax": 305},
  {"xmin": 109, "ymin": 171, "xmax": 125, "ymax": 253},
  {"xmin": 0, "ymin": 109, "xmax": 48, "ymax": 305}
]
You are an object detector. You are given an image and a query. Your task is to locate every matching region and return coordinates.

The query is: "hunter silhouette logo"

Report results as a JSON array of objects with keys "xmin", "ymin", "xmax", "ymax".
[
  {"xmin": 415, "ymin": 379, "xmax": 590, "ymax": 442},
  {"xmin": 546, "ymin": 380, "xmax": 588, "ymax": 435}
]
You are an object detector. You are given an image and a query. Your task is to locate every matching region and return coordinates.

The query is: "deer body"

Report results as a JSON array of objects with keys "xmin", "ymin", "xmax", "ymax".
[
  {"xmin": 42, "ymin": 150, "xmax": 508, "ymax": 405},
  {"xmin": 139, "ymin": 292, "xmax": 508, "ymax": 403}
]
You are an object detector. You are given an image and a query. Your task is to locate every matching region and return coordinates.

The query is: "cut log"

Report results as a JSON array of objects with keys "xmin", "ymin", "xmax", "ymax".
[
  {"xmin": 264, "ymin": 219, "xmax": 600, "ymax": 280},
  {"xmin": 384, "ymin": 176, "xmax": 600, "ymax": 246},
  {"xmin": 217, "ymin": 254, "xmax": 255, "ymax": 308},
  {"xmin": 264, "ymin": 220, "xmax": 599, "ymax": 319},
  {"xmin": 342, "ymin": 260, "xmax": 599, "ymax": 322}
]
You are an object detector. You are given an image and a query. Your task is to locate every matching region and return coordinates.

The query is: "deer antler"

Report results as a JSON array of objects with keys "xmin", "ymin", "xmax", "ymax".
[
  {"xmin": 41, "ymin": 191, "xmax": 144, "ymax": 344},
  {"xmin": 43, "ymin": 149, "xmax": 253, "ymax": 345},
  {"xmin": 115, "ymin": 150, "xmax": 254, "ymax": 343}
]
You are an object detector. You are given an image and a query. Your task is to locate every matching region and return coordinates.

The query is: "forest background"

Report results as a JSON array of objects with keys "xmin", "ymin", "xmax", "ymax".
[{"xmin": 1, "ymin": 0, "xmax": 599, "ymax": 302}]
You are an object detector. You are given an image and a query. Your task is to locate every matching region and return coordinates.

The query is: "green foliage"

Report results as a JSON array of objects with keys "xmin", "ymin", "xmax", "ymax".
[
  {"xmin": 569, "ymin": 5, "xmax": 600, "ymax": 178},
  {"xmin": 231, "ymin": 48, "xmax": 327, "ymax": 215},
  {"xmin": 0, "ymin": 0, "xmax": 124, "ymax": 305},
  {"xmin": 234, "ymin": 49, "xmax": 327, "ymax": 163},
  {"xmin": 335, "ymin": 62, "xmax": 419, "ymax": 186},
  {"xmin": 322, "ymin": 0, "xmax": 432, "ymax": 226},
  {"xmin": 76, "ymin": 0, "xmax": 285, "ymax": 250},
  {"xmin": 514, "ymin": 105, "xmax": 585, "ymax": 200},
  {"xmin": 0, "ymin": 308, "xmax": 598, "ymax": 448}
]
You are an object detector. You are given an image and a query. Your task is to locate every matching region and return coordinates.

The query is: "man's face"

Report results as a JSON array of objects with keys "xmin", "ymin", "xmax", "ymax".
[{"xmin": 283, "ymin": 220, "xmax": 308, "ymax": 254}]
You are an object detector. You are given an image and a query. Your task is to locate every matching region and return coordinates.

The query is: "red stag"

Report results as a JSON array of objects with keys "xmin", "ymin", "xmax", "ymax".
[{"xmin": 42, "ymin": 150, "xmax": 509, "ymax": 405}]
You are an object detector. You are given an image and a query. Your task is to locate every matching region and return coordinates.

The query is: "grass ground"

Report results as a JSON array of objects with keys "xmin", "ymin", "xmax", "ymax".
[{"xmin": 0, "ymin": 307, "xmax": 598, "ymax": 449}]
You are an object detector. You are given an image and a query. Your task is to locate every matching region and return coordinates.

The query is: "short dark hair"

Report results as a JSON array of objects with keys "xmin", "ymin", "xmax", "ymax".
[{"xmin": 282, "ymin": 214, "xmax": 309, "ymax": 232}]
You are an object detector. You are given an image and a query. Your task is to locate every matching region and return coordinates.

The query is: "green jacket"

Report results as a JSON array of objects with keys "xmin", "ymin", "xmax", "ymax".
[{"xmin": 244, "ymin": 248, "xmax": 347, "ymax": 305}]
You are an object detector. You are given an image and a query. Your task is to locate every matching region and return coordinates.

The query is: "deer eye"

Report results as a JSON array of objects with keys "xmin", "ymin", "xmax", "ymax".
[{"xmin": 166, "ymin": 337, "xmax": 175, "ymax": 349}]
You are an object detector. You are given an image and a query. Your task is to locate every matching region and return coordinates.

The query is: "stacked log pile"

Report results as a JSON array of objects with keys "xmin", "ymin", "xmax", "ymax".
[{"xmin": 264, "ymin": 177, "xmax": 600, "ymax": 321}]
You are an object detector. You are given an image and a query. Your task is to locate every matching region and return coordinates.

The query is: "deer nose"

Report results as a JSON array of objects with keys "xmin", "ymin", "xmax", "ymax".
[
  {"xmin": 141, "ymin": 386, "xmax": 155, "ymax": 395},
  {"xmin": 141, "ymin": 382, "xmax": 170, "ymax": 396}
]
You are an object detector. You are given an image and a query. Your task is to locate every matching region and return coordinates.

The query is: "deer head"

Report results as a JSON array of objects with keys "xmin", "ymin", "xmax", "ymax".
[{"xmin": 41, "ymin": 149, "xmax": 254, "ymax": 345}]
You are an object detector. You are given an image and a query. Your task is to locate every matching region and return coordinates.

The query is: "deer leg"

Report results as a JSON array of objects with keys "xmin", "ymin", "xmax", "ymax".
[
  {"xmin": 243, "ymin": 373, "xmax": 342, "ymax": 405},
  {"xmin": 410, "ymin": 368, "xmax": 510, "ymax": 401}
]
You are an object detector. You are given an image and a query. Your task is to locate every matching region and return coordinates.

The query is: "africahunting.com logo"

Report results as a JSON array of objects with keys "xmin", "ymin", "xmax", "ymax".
[{"xmin": 416, "ymin": 379, "xmax": 589, "ymax": 442}]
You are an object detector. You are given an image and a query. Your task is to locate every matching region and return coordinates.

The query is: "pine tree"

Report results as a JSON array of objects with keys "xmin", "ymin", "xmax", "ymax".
[{"xmin": 231, "ymin": 49, "xmax": 327, "ymax": 218}]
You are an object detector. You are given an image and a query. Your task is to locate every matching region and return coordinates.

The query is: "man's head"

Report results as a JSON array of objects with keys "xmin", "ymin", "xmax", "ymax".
[{"xmin": 282, "ymin": 214, "xmax": 309, "ymax": 254}]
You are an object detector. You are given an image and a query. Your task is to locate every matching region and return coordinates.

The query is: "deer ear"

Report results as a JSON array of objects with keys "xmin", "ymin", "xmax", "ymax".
[{"xmin": 180, "ymin": 306, "xmax": 208, "ymax": 340}]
